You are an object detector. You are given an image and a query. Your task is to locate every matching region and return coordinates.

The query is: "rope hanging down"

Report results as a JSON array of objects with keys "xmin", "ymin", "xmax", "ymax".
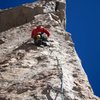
[{"xmin": 56, "ymin": 57, "xmax": 64, "ymax": 100}]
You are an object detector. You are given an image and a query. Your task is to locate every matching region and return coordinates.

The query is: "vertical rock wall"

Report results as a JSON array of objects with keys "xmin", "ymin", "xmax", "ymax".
[
  {"xmin": 0, "ymin": 6, "xmax": 34, "ymax": 32},
  {"xmin": 0, "ymin": 0, "xmax": 99, "ymax": 100}
]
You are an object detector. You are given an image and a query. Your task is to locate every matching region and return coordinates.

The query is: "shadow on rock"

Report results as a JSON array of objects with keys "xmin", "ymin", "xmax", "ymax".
[
  {"xmin": 14, "ymin": 42, "xmax": 37, "ymax": 52},
  {"xmin": 42, "ymin": 85, "xmax": 53, "ymax": 100},
  {"xmin": 0, "ymin": 39, "xmax": 4, "ymax": 45}
]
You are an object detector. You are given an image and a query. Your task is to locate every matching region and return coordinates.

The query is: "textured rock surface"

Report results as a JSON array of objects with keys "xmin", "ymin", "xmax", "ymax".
[{"xmin": 0, "ymin": 0, "xmax": 100, "ymax": 100}]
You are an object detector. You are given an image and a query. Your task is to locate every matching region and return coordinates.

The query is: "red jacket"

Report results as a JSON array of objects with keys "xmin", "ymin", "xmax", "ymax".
[{"xmin": 31, "ymin": 26, "xmax": 50, "ymax": 38}]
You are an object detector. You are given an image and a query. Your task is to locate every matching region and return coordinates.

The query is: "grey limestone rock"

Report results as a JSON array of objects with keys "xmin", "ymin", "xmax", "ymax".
[{"xmin": 0, "ymin": 0, "xmax": 99, "ymax": 100}]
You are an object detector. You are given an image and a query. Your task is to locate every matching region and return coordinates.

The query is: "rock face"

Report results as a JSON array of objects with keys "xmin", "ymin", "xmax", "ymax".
[{"xmin": 0, "ymin": 0, "xmax": 99, "ymax": 100}]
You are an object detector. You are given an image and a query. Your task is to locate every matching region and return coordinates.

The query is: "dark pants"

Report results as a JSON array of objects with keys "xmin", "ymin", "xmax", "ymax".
[{"xmin": 34, "ymin": 35, "xmax": 48, "ymax": 46}]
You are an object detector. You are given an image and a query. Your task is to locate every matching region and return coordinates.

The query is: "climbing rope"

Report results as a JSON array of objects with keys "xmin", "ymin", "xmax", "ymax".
[
  {"xmin": 42, "ymin": 57, "xmax": 64, "ymax": 100},
  {"xmin": 56, "ymin": 57, "xmax": 64, "ymax": 100}
]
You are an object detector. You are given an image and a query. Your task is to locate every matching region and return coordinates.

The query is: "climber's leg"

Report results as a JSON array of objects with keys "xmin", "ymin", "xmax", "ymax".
[
  {"xmin": 34, "ymin": 35, "xmax": 42, "ymax": 46},
  {"xmin": 42, "ymin": 41, "xmax": 48, "ymax": 46}
]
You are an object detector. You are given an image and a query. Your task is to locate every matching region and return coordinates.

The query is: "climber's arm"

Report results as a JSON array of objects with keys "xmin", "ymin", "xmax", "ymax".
[{"xmin": 43, "ymin": 28, "xmax": 50, "ymax": 37}]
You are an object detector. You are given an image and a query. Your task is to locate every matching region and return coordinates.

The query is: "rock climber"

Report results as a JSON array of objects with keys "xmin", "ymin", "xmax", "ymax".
[{"xmin": 31, "ymin": 25, "xmax": 50, "ymax": 46}]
